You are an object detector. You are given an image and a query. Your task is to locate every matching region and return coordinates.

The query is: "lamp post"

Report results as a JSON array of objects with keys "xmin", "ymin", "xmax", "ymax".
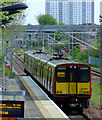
[{"xmin": 100, "ymin": 24, "xmax": 102, "ymax": 85}]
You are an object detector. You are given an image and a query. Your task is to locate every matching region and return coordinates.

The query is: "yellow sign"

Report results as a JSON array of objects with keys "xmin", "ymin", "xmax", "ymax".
[{"xmin": 57, "ymin": 72, "xmax": 65, "ymax": 77}]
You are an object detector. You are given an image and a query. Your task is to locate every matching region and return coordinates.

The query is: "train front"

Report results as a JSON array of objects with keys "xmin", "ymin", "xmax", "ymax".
[{"xmin": 54, "ymin": 63, "xmax": 92, "ymax": 109}]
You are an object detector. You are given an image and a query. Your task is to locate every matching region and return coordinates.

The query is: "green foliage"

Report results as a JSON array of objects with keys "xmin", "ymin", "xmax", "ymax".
[
  {"xmin": 76, "ymin": 49, "xmax": 88, "ymax": 62},
  {"xmin": 36, "ymin": 14, "xmax": 58, "ymax": 25},
  {"xmin": 89, "ymin": 64, "xmax": 100, "ymax": 69},
  {"xmin": 99, "ymin": 15, "xmax": 102, "ymax": 22},
  {"xmin": 59, "ymin": 22, "xmax": 65, "ymax": 25},
  {"xmin": 91, "ymin": 82, "xmax": 102, "ymax": 106},
  {"xmin": 1, "ymin": 0, "xmax": 26, "ymax": 28},
  {"xmin": 18, "ymin": 49, "xmax": 24, "ymax": 55},
  {"xmin": 13, "ymin": 49, "xmax": 24, "ymax": 55},
  {"xmin": 89, "ymin": 40, "xmax": 100, "ymax": 58},
  {"xmin": 70, "ymin": 46, "xmax": 88, "ymax": 62},
  {"xmin": 5, "ymin": 68, "xmax": 15, "ymax": 76}
]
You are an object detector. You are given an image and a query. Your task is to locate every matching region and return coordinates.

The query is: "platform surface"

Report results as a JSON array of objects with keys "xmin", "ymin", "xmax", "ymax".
[{"xmin": 2, "ymin": 76, "xmax": 69, "ymax": 119}]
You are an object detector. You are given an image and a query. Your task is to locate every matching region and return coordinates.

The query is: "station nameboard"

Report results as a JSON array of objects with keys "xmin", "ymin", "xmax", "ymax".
[{"xmin": 0, "ymin": 100, "xmax": 24, "ymax": 117}]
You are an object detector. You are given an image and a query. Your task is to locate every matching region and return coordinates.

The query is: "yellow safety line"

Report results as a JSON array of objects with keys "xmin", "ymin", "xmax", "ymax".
[{"xmin": 19, "ymin": 76, "xmax": 52, "ymax": 119}]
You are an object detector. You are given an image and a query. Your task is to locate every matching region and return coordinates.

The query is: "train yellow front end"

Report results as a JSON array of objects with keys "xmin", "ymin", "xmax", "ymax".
[{"xmin": 55, "ymin": 63, "xmax": 92, "ymax": 108}]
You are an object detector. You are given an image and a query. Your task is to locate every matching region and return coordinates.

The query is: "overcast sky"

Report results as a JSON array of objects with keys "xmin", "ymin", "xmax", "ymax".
[{"xmin": 24, "ymin": 0, "xmax": 101, "ymax": 25}]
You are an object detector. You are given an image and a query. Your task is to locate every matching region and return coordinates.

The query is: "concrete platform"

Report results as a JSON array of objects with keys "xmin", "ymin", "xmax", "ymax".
[{"xmin": 4, "ymin": 76, "xmax": 69, "ymax": 119}]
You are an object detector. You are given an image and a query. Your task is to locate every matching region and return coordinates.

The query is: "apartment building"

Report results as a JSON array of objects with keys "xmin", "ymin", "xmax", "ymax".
[{"xmin": 45, "ymin": 0, "xmax": 94, "ymax": 25}]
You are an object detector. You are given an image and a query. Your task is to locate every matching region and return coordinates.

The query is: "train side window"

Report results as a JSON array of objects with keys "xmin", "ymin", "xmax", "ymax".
[
  {"xmin": 41, "ymin": 64, "xmax": 44, "ymax": 78},
  {"xmin": 49, "ymin": 68, "xmax": 52, "ymax": 90},
  {"xmin": 27, "ymin": 57, "xmax": 29, "ymax": 65},
  {"xmin": 40, "ymin": 64, "xmax": 43, "ymax": 77},
  {"xmin": 30, "ymin": 59, "xmax": 32, "ymax": 68},
  {"xmin": 47, "ymin": 67, "xmax": 52, "ymax": 89},
  {"xmin": 29, "ymin": 58, "xmax": 30, "ymax": 68},
  {"xmin": 78, "ymin": 67, "xmax": 90, "ymax": 82},
  {"xmin": 36, "ymin": 62, "xmax": 38, "ymax": 76},
  {"xmin": 38, "ymin": 63, "xmax": 40, "ymax": 77}
]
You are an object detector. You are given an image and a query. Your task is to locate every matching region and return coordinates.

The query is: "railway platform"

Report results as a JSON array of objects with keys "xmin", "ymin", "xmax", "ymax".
[{"xmin": 2, "ymin": 75, "xmax": 69, "ymax": 119}]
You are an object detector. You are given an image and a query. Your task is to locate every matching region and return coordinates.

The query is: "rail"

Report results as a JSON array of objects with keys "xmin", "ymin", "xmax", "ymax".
[
  {"xmin": 14, "ymin": 54, "xmax": 23, "ymax": 63},
  {"xmin": 82, "ymin": 112, "xmax": 92, "ymax": 120},
  {"xmin": 13, "ymin": 55, "xmax": 24, "ymax": 71},
  {"xmin": 91, "ymin": 68, "xmax": 100, "ymax": 77}
]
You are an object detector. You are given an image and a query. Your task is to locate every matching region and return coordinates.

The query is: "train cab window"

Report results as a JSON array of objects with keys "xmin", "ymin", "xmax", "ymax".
[
  {"xmin": 57, "ymin": 72, "xmax": 66, "ymax": 82},
  {"xmin": 56, "ymin": 67, "xmax": 66, "ymax": 82},
  {"xmin": 70, "ymin": 70, "xmax": 77, "ymax": 82},
  {"xmin": 79, "ymin": 67, "xmax": 90, "ymax": 82}
]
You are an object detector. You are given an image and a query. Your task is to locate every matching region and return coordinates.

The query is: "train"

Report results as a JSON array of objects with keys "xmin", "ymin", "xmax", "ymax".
[{"xmin": 24, "ymin": 50, "xmax": 92, "ymax": 110}]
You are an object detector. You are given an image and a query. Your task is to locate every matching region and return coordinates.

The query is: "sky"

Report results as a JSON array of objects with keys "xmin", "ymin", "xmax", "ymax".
[{"xmin": 24, "ymin": 0, "xmax": 102, "ymax": 25}]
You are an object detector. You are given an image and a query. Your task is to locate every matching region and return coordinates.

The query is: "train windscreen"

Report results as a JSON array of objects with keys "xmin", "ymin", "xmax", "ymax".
[
  {"xmin": 56, "ymin": 67, "xmax": 90, "ymax": 82},
  {"xmin": 57, "ymin": 67, "xmax": 66, "ymax": 82},
  {"xmin": 78, "ymin": 67, "xmax": 90, "ymax": 82}
]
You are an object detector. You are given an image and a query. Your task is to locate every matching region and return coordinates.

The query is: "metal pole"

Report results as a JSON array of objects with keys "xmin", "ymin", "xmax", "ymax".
[
  {"xmin": 38, "ymin": 33, "xmax": 39, "ymax": 49},
  {"xmin": 25, "ymin": 34, "xmax": 27, "ymax": 50},
  {"xmin": 72, "ymin": 32, "xmax": 74, "ymax": 60},
  {"xmin": 54, "ymin": 33, "xmax": 55, "ymax": 54},
  {"xmin": 88, "ymin": 34, "xmax": 90, "ymax": 64},
  {"xmin": 100, "ymin": 24, "xmax": 102, "ymax": 85},
  {"xmin": 48, "ymin": 34, "xmax": 50, "ymax": 54},
  {"xmin": 34, "ymin": 34, "xmax": 36, "ymax": 49},
  {"xmin": 10, "ymin": 39, "xmax": 13, "ymax": 70},
  {"xmin": 43, "ymin": 33, "xmax": 45, "ymax": 46},
  {"xmin": 28, "ymin": 38, "xmax": 29, "ymax": 50},
  {"xmin": 2, "ymin": 39, "xmax": 6, "ymax": 90},
  {"xmin": 68, "ymin": 34, "xmax": 70, "ymax": 59}
]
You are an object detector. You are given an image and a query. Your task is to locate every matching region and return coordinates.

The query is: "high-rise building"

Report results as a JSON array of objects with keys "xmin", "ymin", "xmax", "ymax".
[
  {"xmin": 45, "ymin": 0, "xmax": 94, "ymax": 25},
  {"xmin": 101, "ymin": 1, "xmax": 102, "ymax": 16},
  {"xmin": 100, "ymin": 1, "xmax": 102, "ymax": 25}
]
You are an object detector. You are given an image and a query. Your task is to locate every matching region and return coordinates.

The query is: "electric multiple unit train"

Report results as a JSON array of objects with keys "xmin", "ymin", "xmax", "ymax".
[{"xmin": 24, "ymin": 50, "xmax": 92, "ymax": 109}]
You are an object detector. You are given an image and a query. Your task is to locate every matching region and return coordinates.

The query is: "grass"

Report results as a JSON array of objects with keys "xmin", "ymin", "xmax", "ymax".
[
  {"xmin": 5, "ymin": 68, "xmax": 15, "ymax": 76},
  {"xmin": 91, "ymin": 82, "xmax": 102, "ymax": 107},
  {"xmin": 89, "ymin": 64, "xmax": 100, "ymax": 69},
  {"xmin": 13, "ymin": 48, "xmax": 25, "ymax": 55}
]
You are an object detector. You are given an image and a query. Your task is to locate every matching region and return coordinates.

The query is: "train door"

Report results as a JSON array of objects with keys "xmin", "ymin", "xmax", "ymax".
[
  {"xmin": 68, "ymin": 67, "xmax": 77, "ymax": 95},
  {"xmin": 56, "ymin": 67, "xmax": 68, "ymax": 95},
  {"xmin": 77, "ymin": 67, "xmax": 91, "ymax": 96}
]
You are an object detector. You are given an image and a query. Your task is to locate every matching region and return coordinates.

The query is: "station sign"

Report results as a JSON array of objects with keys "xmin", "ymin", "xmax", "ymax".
[{"xmin": 0, "ymin": 100, "xmax": 24, "ymax": 117}]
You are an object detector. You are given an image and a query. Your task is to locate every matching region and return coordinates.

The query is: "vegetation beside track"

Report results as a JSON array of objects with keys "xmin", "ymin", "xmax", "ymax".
[{"xmin": 91, "ymin": 82, "xmax": 102, "ymax": 107}]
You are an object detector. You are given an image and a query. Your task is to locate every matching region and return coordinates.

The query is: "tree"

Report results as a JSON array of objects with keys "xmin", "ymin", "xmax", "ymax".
[
  {"xmin": 0, "ymin": 1, "xmax": 27, "ymax": 78},
  {"xmin": 1, "ymin": 0, "xmax": 27, "ymax": 28},
  {"xmin": 1, "ymin": 1, "xmax": 27, "ymax": 43},
  {"xmin": 36, "ymin": 14, "xmax": 58, "ymax": 25},
  {"xmin": 99, "ymin": 15, "xmax": 102, "ymax": 22}
]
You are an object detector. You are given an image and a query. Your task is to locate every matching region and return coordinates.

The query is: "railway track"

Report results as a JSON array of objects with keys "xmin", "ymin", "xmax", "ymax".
[
  {"xmin": 56, "ymin": 105, "xmax": 92, "ymax": 120},
  {"xmin": 68, "ymin": 113, "xmax": 92, "ymax": 120},
  {"xmin": 12, "ymin": 55, "xmax": 26, "ymax": 75},
  {"xmin": 82, "ymin": 112, "xmax": 92, "ymax": 120},
  {"xmin": 91, "ymin": 68, "xmax": 100, "ymax": 77}
]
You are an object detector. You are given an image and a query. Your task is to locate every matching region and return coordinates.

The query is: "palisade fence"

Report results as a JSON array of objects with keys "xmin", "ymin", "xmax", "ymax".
[{"xmin": 89, "ymin": 56, "xmax": 100, "ymax": 67}]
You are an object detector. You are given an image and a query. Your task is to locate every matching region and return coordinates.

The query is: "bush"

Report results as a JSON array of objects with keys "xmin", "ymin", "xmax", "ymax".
[
  {"xmin": 70, "ymin": 46, "xmax": 88, "ymax": 63},
  {"xmin": 5, "ymin": 68, "xmax": 15, "ymax": 76}
]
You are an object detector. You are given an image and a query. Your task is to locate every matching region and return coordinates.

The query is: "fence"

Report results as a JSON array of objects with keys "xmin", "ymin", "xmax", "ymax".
[{"xmin": 89, "ymin": 56, "xmax": 100, "ymax": 67}]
